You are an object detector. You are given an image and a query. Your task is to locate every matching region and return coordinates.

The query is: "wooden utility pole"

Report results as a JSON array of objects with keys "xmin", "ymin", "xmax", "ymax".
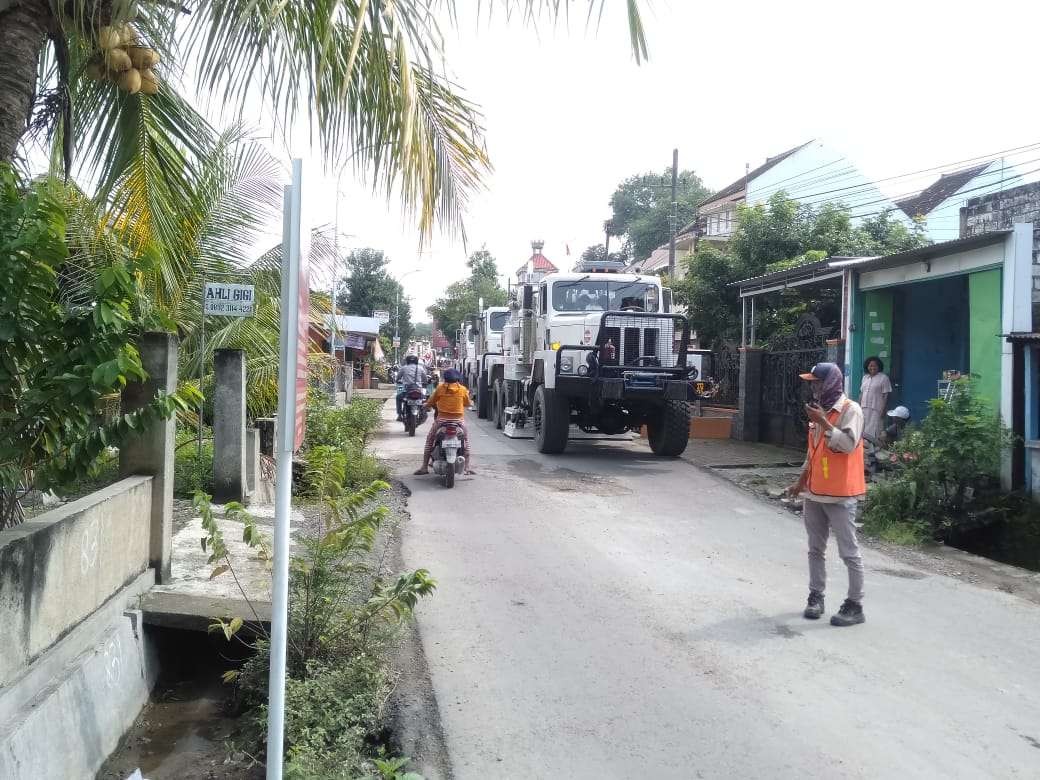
[{"xmin": 667, "ymin": 148, "xmax": 678, "ymax": 277}]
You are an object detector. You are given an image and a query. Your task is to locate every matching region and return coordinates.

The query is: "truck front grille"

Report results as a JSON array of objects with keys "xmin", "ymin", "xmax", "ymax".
[{"xmin": 598, "ymin": 314, "xmax": 678, "ymax": 368}]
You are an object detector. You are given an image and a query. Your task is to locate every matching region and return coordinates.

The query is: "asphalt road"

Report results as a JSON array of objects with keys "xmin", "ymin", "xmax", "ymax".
[{"xmin": 373, "ymin": 402, "xmax": 1040, "ymax": 780}]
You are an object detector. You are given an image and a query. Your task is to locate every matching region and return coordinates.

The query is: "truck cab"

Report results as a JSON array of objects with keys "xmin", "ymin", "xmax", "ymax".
[
  {"xmin": 494, "ymin": 271, "xmax": 698, "ymax": 455},
  {"xmin": 470, "ymin": 306, "xmax": 510, "ymax": 418}
]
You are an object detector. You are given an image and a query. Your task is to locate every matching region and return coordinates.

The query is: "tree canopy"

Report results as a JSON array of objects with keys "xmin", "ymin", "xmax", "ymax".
[
  {"xmin": 335, "ymin": 249, "xmax": 412, "ymax": 347},
  {"xmin": 604, "ymin": 169, "xmax": 713, "ymax": 262},
  {"xmin": 580, "ymin": 243, "xmax": 629, "ymax": 266},
  {"xmin": 675, "ymin": 192, "xmax": 930, "ymax": 346},
  {"xmin": 427, "ymin": 250, "xmax": 508, "ymax": 338}
]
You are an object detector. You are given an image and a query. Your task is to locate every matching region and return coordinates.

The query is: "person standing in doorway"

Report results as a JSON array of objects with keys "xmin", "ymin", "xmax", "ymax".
[
  {"xmin": 859, "ymin": 356, "xmax": 892, "ymax": 442},
  {"xmin": 787, "ymin": 363, "xmax": 867, "ymax": 627}
]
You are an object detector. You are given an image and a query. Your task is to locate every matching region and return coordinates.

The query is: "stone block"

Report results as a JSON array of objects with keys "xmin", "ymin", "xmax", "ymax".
[{"xmin": 212, "ymin": 349, "xmax": 247, "ymax": 503}]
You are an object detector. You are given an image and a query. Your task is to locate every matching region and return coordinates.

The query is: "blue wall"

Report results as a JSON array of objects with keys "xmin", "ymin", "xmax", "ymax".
[{"xmin": 892, "ymin": 275, "xmax": 970, "ymax": 421}]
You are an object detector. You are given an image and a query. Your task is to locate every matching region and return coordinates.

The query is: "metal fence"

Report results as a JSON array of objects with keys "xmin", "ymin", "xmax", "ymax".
[
  {"xmin": 759, "ymin": 315, "xmax": 832, "ymax": 447},
  {"xmin": 708, "ymin": 341, "xmax": 741, "ymax": 407}
]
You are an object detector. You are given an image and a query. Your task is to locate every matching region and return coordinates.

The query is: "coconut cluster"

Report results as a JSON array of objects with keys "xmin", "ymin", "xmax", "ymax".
[{"xmin": 85, "ymin": 24, "xmax": 161, "ymax": 95}]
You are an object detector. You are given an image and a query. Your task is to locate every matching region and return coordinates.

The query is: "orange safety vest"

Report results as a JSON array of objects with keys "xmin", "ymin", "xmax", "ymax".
[{"xmin": 806, "ymin": 401, "xmax": 866, "ymax": 498}]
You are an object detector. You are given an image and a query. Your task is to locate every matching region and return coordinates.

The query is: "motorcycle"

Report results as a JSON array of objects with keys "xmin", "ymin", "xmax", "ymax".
[
  {"xmin": 430, "ymin": 419, "xmax": 467, "ymax": 488},
  {"xmin": 401, "ymin": 383, "xmax": 428, "ymax": 436}
]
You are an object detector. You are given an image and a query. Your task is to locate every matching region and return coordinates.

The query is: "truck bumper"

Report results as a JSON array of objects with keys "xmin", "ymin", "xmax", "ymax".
[{"xmin": 555, "ymin": 375, "xmax": 689, "ymax": 401}]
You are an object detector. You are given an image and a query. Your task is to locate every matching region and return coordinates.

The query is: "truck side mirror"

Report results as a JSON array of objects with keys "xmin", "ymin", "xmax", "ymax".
[
  {"xmin": 662, "ymin": 288, "xmax": 672, "ymax": 313},
  {"xmin": 522, "ymin": 285, "xmax": 533, "ymax": 311}
]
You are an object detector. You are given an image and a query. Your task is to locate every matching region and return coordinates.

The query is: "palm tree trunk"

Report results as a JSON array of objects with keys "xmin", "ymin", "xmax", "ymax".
[{"xmin": 0, "ymin": 0, "xmax": 50, "ymax": 163}]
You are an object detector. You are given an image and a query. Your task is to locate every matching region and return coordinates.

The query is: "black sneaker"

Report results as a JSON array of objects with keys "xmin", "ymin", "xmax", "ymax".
[
  {"xmin": 803, "ymin": 590, "xmax": 825, "ymax": 620},
  {"xmin": 830, "ymin": 599, "xmax": 865, "ymax": 627}
]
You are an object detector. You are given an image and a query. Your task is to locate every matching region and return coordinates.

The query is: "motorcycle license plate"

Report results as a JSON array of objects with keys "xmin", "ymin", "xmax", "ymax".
[{"xmin": 441, "ymin": 437, "xmax": 460, "ymax": 448}]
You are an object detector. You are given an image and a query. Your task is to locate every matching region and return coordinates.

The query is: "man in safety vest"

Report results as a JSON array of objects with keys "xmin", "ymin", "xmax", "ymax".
[{"xmin": 786, "ymin": 362, "xmax": 867, "ymax": 627}]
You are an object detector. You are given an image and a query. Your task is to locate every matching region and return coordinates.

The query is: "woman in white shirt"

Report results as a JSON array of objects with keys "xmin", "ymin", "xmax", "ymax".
[{"xmin": 859, "ymin": 356, "xmax": 892, "ymax": 441}]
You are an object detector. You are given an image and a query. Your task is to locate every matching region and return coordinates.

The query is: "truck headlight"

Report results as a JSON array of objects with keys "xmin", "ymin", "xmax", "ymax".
[
  {"xmin": 577, "ymin": 364, "xmax": 589, "ymax": 376},
  {"xmin": 560, "ymin": 357, "xmax": 574, "ymax": 373}
]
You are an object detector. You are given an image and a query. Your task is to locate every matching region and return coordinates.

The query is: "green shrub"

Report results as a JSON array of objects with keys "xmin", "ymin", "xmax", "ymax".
[
  {"xmin": 306, "ymin": 395, "xmax": 383, "ymax": 450},
  {"xmin": 861, "ymin": 379, "xmax": 1013, "ymax": 543},
  {"xmin": 204, "ymin": 474, "xmax": 435, "ymax": 778},
  {"xmin": 860, "ymin": 478, "xmax": 929, "ymax": 545},
  {"xmin": 174, "ymin": 428, "xmax": 213, "ymax": 498}
]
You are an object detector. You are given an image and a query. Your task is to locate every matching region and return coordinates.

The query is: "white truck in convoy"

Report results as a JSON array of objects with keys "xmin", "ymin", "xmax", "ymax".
[
  {"xmin": 464, "ymin": 305, "xmax": 511, "ymax": 419},
  {"xmin": 484, "ymin": 263, "xmax": 702, "ymax": 455}
]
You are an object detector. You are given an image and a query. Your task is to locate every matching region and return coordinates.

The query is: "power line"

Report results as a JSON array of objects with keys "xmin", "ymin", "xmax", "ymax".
[{"xmin": 743, "ymin": 139, "xmax": 1040, "ymax": 211}]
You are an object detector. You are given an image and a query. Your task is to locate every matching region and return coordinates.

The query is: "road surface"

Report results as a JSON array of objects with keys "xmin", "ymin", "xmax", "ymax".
[{"xmin": 374, "ymin": 403, "xmax": 1040, "ymax": 779}]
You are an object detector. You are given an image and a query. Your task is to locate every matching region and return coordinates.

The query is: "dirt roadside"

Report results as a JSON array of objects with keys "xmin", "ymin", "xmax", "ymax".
[{"xmin": 693, "ymin": 460, "xmax": 1040, "ymax": 606}]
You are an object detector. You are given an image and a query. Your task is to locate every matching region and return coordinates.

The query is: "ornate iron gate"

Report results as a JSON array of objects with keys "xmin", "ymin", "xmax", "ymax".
[
  {"xmin": 760, "ymin": 315, "xmax": 832, "ymax": 448},
  {"xmin": 709, "ymin": 341, "xmax": 740, "ymax": 408}
]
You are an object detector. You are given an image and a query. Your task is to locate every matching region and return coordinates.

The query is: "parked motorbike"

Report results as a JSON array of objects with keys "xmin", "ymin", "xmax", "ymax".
[
  {"xmin": 430, "ymin": 420, "xmax": 467, "ymax": 488},
  {"xmin": 401, "ymin": 383, "xmax": 428, "ymax": 436}
]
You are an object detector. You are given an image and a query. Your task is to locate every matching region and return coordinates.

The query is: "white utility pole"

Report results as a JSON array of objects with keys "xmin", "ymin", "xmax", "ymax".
[{"xmin": 267, "ymin": 159, "xmax": 304, "ymax": 780}]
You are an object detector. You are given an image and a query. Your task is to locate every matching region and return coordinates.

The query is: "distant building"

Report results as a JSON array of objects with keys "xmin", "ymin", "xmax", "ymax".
[
  {"xmin": 629, "ymin": 139, "xmax": 905, "ymax": 277},
  {"xmin": 897, "ymin": 160, "xmax": 1022, "ymax": 242},
  {"xmin": 515, "ymin": 240, "xmax": 559, "ymax": 283}
]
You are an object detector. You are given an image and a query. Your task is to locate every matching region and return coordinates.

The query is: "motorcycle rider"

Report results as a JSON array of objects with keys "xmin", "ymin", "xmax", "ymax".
[
  {"xmin": 396, "ymin": 354, "xmax": 429, "ymax": 421},
  {"xmin": 414, "ymin": 368, "xmax": 474, "ymax": 476}
]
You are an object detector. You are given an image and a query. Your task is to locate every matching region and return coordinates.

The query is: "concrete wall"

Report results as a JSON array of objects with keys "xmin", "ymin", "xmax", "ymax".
[
  {"xmin": 922, "ymin": 161, "xmax": 1023, "ymax": 242},
  {"xmin": 0, "ymin": 477, "xmax": 158, "ymax": 780},
  {"xmin": 0, "ymin": 477, "xmax": 153, "ymax": 689},
  {"xmin": 0, "ymin": 573, "xmax": 157, "ymax": 780},
  {"xmin": 969, "ymin": 269, "xmax": 1003, "ymax": 411},
  {"xmin": 962, "ymin": 181, "xmax": 1040, "ymax": 304}
]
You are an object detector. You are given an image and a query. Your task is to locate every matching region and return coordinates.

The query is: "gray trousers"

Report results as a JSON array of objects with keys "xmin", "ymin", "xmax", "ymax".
[{"xmin": 803, "ymin": 498, "xmax": 864, "ymax": 602}]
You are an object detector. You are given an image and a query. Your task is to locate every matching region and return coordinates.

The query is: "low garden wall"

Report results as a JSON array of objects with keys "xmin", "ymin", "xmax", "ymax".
[{"xmin": 0, "ymin": 476, "xmax": 153, "ymax": 689}]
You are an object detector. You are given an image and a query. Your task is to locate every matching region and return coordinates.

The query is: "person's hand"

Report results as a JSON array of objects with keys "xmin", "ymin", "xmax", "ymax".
[
  {"xmin": 804, "ymin": 403, "xmax": 828, "ymax": 426},
  {"xmin": 785, "ymin": 479, "xmax": 804, "ymax": 498}
]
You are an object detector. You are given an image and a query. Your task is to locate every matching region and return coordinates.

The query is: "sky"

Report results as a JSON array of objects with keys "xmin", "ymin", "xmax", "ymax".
[{"xmin": 241, "ymin": 0, "xmax": 1040, "ymax": 321}]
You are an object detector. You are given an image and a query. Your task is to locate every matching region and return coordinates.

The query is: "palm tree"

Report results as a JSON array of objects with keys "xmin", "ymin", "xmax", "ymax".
[
  {"xmin": 63, "ymin": 125, "xmax": 337, "ymax": 415},
  {"xmin": 3, "ymin": 1, "xmax": 647, "ymax": 236}
]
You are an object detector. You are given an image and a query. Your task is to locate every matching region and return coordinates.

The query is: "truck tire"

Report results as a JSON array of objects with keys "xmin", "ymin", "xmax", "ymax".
[
  {"xmin": 477, "ymin": 372, "xmax": 490, "ymax": 419},
  {"xmin": 647, "ymin": 401, "xmax": 690, "ymax": 456},
  {"xmin": 533, "ymin": 385, "xmax": 569, "ymax": 454}
]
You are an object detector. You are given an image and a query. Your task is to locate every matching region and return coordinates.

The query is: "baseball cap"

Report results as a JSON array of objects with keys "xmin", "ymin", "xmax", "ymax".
[
  {"xmin": 798, "ymin": 364, "xmax": 826, "ymax": 381},
  {"xmin": 887, "ymin": 405, "xmax": 910, "ymax": 419}
]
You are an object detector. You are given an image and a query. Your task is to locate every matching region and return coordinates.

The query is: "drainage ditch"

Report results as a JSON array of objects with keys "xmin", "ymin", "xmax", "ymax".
[{"xmin": 97, "ymin": 626, "xmax": 263, "ymax": 780}]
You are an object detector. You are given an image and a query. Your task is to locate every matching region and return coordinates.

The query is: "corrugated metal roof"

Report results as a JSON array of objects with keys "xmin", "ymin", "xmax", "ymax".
[
  {"xmin": 730, "ymin": 258, "xmax": 837, "ymax": 288},
  {"xmin": 830, "ymin": 231, "xmax": 1010, "ymax": 274}
]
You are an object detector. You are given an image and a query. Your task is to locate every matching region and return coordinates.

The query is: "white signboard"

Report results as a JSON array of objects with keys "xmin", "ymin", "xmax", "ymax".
[
  {"xmin": 204, "ymin": 282, "xmax": 255, "ymax": 316},
  {"xmin": 373, "ymin": 309, "xmax": 391, "ymax": 324}
]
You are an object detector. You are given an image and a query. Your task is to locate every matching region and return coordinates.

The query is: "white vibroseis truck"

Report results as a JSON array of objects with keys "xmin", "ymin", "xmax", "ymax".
[
  {"xmin": 464, "ymin": 305, "xmax": 510, "ymax": 419},
  {"xmin": 490, "ymin": 270, "xmax": 699, "ymax": 455}
]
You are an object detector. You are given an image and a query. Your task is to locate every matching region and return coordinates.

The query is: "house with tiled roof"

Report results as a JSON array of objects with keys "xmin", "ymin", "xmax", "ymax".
[
  {"xmin": 515, "ymin": 240, "xmax": 558, "ymax": 283},
  {"xmin": 896, "ymin": 161, "xmax": 1022, "ymax": 241},
  {"xmin": 629, "ymin": 140, "xmax": 901, "ymax": 277}
]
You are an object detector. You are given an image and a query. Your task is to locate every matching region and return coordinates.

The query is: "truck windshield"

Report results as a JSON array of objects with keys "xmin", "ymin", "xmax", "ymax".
[
  {"xmin": 551, "ymin": 281, "xmax": 660, "ymax": 313},
  {"xmin": 489, "ymin": 311, "xmax": 509, "ymax": 331}
]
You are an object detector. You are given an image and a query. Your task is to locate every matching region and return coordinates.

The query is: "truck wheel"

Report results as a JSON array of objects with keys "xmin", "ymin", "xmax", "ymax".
[
  {"xmin": 477, "ymin": 372, "xmax": 490, "ymax": 419},
  {"xmin": 497, "ymin": 380, "xmax": 509, "ymax": 434},
  {"xmin": 648, "ymin": 401, "xmax": 690, "ymax": 456},
  {"xmin": 533, "ymin": 385, "xmax": 569, "ymax": 454}
]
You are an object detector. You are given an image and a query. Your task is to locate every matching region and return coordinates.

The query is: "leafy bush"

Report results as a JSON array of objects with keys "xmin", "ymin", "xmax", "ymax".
[
  {"xmin": 302, "ymin": 397, "xmax": 387, "ymax": 492},
  {"xmin": 174, "ymin": 428, "xmax": 213, "ymax": 498},
  {"xmin": 306, "ymin": 395, "xmax": 383, "ymax": 450},
  {"xmin": 198, "ymin": 469, "xmax": 435, "ymax": 777},
  {"xmin": 860, "ymin": 479, "xmax": 929, "ymax": 544},
  {"xmin": 860, "ymin": 379, "xmax": 1012, "ymax": 542},
  {"xmin": 0, "ymin": 166, "xmax": 198, "ymax": 528}
]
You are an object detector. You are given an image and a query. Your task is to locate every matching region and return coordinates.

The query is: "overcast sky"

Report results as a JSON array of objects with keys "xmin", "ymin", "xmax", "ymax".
[{"xmin": 253, "ymin": 0, "xmax": 1040, "ymax": 321}]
